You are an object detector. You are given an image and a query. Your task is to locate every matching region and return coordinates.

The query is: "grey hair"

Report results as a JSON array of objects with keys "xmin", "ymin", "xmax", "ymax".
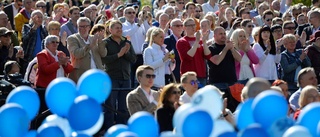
[
  {"xmin": 77, "ymin": 17, "xmax": 91, "ymax": 26},
  {"xmin": 44, "ymin": 35, "xmax": 60, "ymax": 46},
  {"xmin": 29, "ymin": 10, "xmax": 43, "ymax": 24}
]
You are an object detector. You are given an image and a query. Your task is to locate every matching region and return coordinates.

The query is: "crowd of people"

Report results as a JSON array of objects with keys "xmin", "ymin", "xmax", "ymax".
[{"xmin": 0, "ymin": 0, "xmax": 320, "ymax": 135}]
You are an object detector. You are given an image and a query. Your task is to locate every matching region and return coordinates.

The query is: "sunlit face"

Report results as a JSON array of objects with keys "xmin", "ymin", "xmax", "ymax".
[
  {"xmin": 32, "ymin": 13, "xmax": 43, "ymax": 26},
  {"xmin": 283, "ymin": 38, "xmax": 296, "ymax": 52},
  {"xmin": 0, "ymin": 14, "xmax": 8, "ymax": 27},
  {"xmin": 184, "ymin": 20, "xmax": 196, "ymax": 35},
  {"xmin": 186, "ymin": 5, "xmax": 195, "ymax": 15},
  {"xmin": 159, "ymin": 15, "xmax": 169, "ymax": 27},
  {"xmin": 183, "ymin": 75, "xmax": 198, "ymax": 94},
  {"xmin": 200, "ymin": 21, "xmax": 209, "ymax": 33},
  {"xmin": 168, "ymin": 87, "xmax": 181, "ymax": 103},
  {"xmin": 110, "ymin": 23, "xmax": 122, "ymax": 37},
  {"xmin": 305, "ymin": 89, "xmax": 320, "ymax": 105},
  {"xmin": 153, "ymin": 32, "xmax": 165, "ymax": 46},
  {"xmin": 297, "ymin": 15, "xmax": 307, "ymax": 25},
  {"xmin": 46, "ymin": 39, "xmax": 60, "ymax": 53},
  {"xmin": 49, "ymin": 26, "xmax": 60, "ymax": 36},
  {"xmin": 124, "ymin": 8, "xmax": 136, "ymax": 23},
  {"xmin": 70, "ymin": 9, "xmax": 80, "ymax": 21},
  {"xmin": 238, "ymin": 31, "xmax": 247, "ymax": 43},
  {"xmin": 171, "ymin": 20, "xmax": 184, "ymax": 35},
  {"xmin": 283, "ymin": 23, "xmax": 295, "ymax": 34},
  {"xmin": 300, "ymin": 71, "xmax": 318, "ymax": 87},
  {"xmin": 78, "ymin": 21, "xmax": 91, "ymax": 37},
  {"xmin": 8, "ymin": 63, "xmax": 20, "ymax": 74},
  {"xmin": 226, "ymin": 9, "xmax": 234, "ymax": 19},
  {"xmin": 138, "ymin": 69, "xmax": 155, "ymax": 88},
  {"xmin": 214, "ymin": 28, "xmax": 227, "ymax": 44},
  {"xmin": 0, "ymin": 33, "xmax": 12, "ymax": 46},
  {"xmin": 272, "ymin": 28, "xmax": 282, "ymax": 40}
]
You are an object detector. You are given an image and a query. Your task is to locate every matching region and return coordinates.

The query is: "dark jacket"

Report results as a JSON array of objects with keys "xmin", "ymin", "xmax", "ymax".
[
  {"xmin": 164, "ymin": 34, "xmax": 181, "ymax": 82},
  {"xmin": 3, "ymin": 4, "xmax": 21, "ymax": 30},
  {"xmin": 101, "ymin": 36, "xmax": 136, "ymax": 80},
  {"xmin": 155, "ymin": 105, "xmax": 175, "ymax": 132},
  {"xmin": 22, "ymin": 24, "xmax": 48, "ymax": 62},
  {"xmin": 280, "ymin": 49, "xmax": 311, "ymax": 83},
  {"xmin": 303, "ymin": 25, "xmax": 319, "ymax": 42},
  {"xmin": 307, "ymin": 44, "xmax": 320, "ymax": 84}
]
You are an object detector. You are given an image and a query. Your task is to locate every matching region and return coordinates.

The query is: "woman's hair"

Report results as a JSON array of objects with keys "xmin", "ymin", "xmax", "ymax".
[
  {"xmin": 158, "ymin": 83, "xmax": 181, "ymax": 108},
  {"xmin": 94, "ymin": 14, "xmax": 107, "ymax": 25},
  {"xmin": 257, "ymin": 25, "xmax": 276, "ymax": 55},
  {"xmin": 282, "ymin": 34, "xmax": 297, "ymax": 45},
  {"xmin": 149, "ymin": 28, "xmax": 164, "ymax": 46},
  {"xmin": 272, "ymin": 79, "xmax": 288, "ymax": 86},
  {"xmin": 90, "ymin": 24, "xmax": 105, "ymax": 35},
  {"xmin": 252, "ymin": 26, "xmax": 261, "ymax": 42},
  {"xmin": 145, "ymin": 26, "xmax": 157, "ymax": 42},
  {"xmin": 230, "ymin": 29, "xmax": 247, "ymax": 50},
  {"xmin": 299, "ymin": 85, "xmax": 319, "ymax": 108},
  {"xmin": 3, "ymin": 61, "xmax": 20, "ymax": 75},
  {"xmin": 204, "ymin": 14, "xmax": 216, "ymax": 30},
  {"xmin": 225, "ymin": 7, "xmax": 235, "ymax": 20},
  {"xmin": 47, "ymin": 21, "xmax": 61, "ymax": 31}
]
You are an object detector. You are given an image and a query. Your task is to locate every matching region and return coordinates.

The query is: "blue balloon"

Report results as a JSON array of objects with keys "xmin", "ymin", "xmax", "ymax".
[
  {"xmin": 296, "ymin": 102, "xmax": 320, "ymax": 137},
  {"xmin": 236, "ymin": 99, "xmax": 255, "ymax": 130},
  {"xmin": 128, "ymin": 111, "xmax": 159, "ymax": 137},
  {"xmin": 0, "ymin": 103, "xmax": 29, "ymax": 137},
  {"xmin": 117, "ymin": 131, "xmax": 138, "ymax": 137},
  {"xmin": 240, "ymin": 124, "xmax": 269, "ymax": 137},
  {"xmin": 37, "ymin": 123, "xmax": 64, "ymax": 137},
  {"xmin": 181, "ymin": 109, "xmax": 214, "ymax": 137},
  {"xmin": 42, "ymin": 114, "xmax": 72, "ymax": 136},
  {"xmin": 6, "ymin": 86, "xmax": 40, "ymax": 120},
  {"xmin": 73, "ymin": 133, "xmax": 92, "ymax": 137},
  {"xmin": 252, "ymin": 91, "xmax": 288, "ymax": 129},
  {"xmin": 68, "ymin": 95, "xmax": 102, "ymax": 131},
  {"xmin": 77, "ymin": 69, "xmax": 112, "ymax": 104},
  {"xmin": 105, "ymin": 124, "xmax": 129, "ymax": 137},
  {"xmin": 217, "ymin": 131, "xmax": 237, "ymax": 137},
  {"xmin": 46, "ymin": 78, "xmax": 77, "ymax": 117},
  {"xmin": 24, "ymin": 130, "xmax": 37, "ymax": 137},
  {"xmin": 173, "ymin": 103, "xmax": 193, "ymax": 128}
]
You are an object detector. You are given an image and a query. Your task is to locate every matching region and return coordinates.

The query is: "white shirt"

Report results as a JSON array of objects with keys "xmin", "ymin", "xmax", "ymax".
[
  {"xmin": 202, "ymin": 2, "xmax": 219, "ymax": 15},
  {"xmin": 24, "ymin": 57, "xmax": 37, "ymax": 85},
  {"xmin": 122, "ymin": 20, "xmax": 150, "ymax": 54},
  {"xmin": 12, "ymin": 4, "xmax": 19, "ymax": 25},
  {"xmin": 143, "ymin": 43, "xmax": 169, "ymax": 87},
  {"xmin": 179, "ymin": 92, "xmax": 191, "ymax": 104},
  {"xmin": 252, "ymin": 43, "xmax": 281, "ymax": 80},
  {"xmin": 141, "ymin": 87, "xmax": 158, "ymax": 105},
  {"xmin": 46, "ymin": 48, "xmax": 64, "ymax": 78}
]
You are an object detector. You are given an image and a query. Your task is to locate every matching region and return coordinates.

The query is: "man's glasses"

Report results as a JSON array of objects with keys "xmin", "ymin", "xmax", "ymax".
[
  {"xmin": 196, "ymin": 10, "xmax": 201, "ymax": 13},
  {"xmin": 0, "ymin": 34, "xmax": 11, "ymax": 37},
  {"xmin": 244, "ymin": 12, "xmax": 250, "ymax": 14},
  {"xmin": 50, "ymin": 41, "xmax": 60, "ymax": 44},
  {"xmin": 145, "ymin": 74, "xmax": 156, "ymax": 79},
  {"xmin": 178, "ymin": 2, "xmax": 184, "ymax": 4},
  {"xmin": 190, "ymin": 80, "xmax": 200, "ymax": 86},
  {"xmin": 284, "ymin": 27, "xmax": 295, "ymax": 30},
  {"xmin": 79, "ymin": 25, "xmax": 90, "ymax": 29},
  {"xmin": 173, "ymin": 24, "xmax": 183, "ymax": 27},
  {"xmin": 172, "ymin": 90, "xmax": 181, "ymax": 95},
  {"xmin": 266, "ymin": 19, "xmax": 272, "ymax": 22},
  {"xmin": 185, "ymin": 24, "xmax": 196, "ymax": 27},
  {"xmin": 247, "ymin": 25, "xmax": 254, "ymax": 28},
  {"xmin": 126, "ymin": 11, "xmax": 136, "ymax": 15},
  {"xmin": 37, "ymin": 5, "xmax": 46, "ymax": 8}
]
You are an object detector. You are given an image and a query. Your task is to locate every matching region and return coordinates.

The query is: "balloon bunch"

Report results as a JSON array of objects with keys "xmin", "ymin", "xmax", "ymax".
[
  {"xmin": 0, "ymin": 69, "xmax": 112, "ymax": 137},
  {"xmin": 235, "ymin": 90, "xmax": 320, "ymax": 137}
]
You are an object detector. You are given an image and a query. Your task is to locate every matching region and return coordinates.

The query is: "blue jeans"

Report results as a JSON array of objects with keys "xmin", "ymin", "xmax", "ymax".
[{"xmin": 104, "ymin": 79, "xmax": 131, "ymax": 130}]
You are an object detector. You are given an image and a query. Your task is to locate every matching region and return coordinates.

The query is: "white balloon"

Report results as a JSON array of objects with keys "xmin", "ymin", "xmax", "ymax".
[
  {"xmin": 160, "ymin": 131, "xmax": 182, "ymax": 137},
  {"xmin": 283, "ymin": 126, "xmax": 312, "ymax": 137},
  {"xmin": 78, "ymin": 113, "xmax": 104, "ymax": 135},
  {"xmin": 210, "ymin": 119, "xmax": 234, "ymax": 137},
  {"xmin": 173, "ymin": 103, "xmax": 193, "ymax": 129},
  {"xmin": 42, "ymin": 114, "xmax": 72, "ymax": 136},
  {"xmin": 191, "ymin": 85, "xmax": 223, "ymax": 119}
]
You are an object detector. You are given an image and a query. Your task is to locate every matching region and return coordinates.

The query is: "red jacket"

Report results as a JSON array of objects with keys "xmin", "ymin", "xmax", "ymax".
[{"xmin": 35, "ymin": 50, "xmax": 73, "ymax": 88}]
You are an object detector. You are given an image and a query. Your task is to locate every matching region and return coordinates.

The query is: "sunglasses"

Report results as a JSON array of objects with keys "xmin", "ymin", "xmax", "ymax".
[
  {"xmin": 79, "ymin": 25, "xmax": 90, "ymax": 28},
  {"xmin": 50, "ymin": 41, "xmax": 60, "ymax": 44},
  {"xmin": 145, "ymin": 74, "xmax": 156, "ymax": 79},
  {"xmin": 173, "ymin": 24, "xmax": 183, "ymax": 27},
  {"xmin": 178, "ymin": 2, "xmax": 184, "ymax": 4},
  {"xmin": 285, "ymin": 27, "xmax": 295, "ymax": 30},
  {"xmin": 126, "ymin": 11, "xmax": 136, "ymax": 14},
  {"xmin": 37, "ymin": 5, "xmax": 46, "ymax": 8},
  {"xmin": 196, "ymin": 10, "xmax": 202, "ymax": 13},
  {"xmin": 185, "ymin": 24, "xmax": 196, "ymax": 27},
  {"xmin": 266, "ymin": 19, "xmax": 272, "ymax": 22},
  {"xmin": 190, "ymin": 80, "xmax": 200, "ymax": 86},
  {"xmin": 0, "ymin": 34, "xmax": 11, "ymax": 37},
  {"xmin": 172, "ymin": 90, "xmax": 181, "ymax": 95},
  {"xmin": 247, "ymin": 25, "xmax": 254, "ymax": 28}
]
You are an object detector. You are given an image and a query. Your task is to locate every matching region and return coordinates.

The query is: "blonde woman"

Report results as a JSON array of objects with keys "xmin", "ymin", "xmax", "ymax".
[
  {"xmin": 294, "ymin": 85, "xmax": 320, "ymax": 120},
  {"xmin": 230, "ymin": 29, "xmax": 259, "ymax": 80},
  {"xmin": 203, "ymin": 13, "xmax": 216, "ymax": 31},
  {"xmin": 143, "ymin": 28, "xmax": 175, "ymax": 88}
]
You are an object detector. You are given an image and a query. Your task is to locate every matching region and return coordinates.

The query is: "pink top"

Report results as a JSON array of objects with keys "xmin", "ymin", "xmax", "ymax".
[{"xmin": 235, "ymin": 49, "xmax": 259, "ymax": 79}]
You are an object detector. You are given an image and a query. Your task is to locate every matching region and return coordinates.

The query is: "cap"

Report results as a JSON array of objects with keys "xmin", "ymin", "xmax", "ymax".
[
  {"xmin": 309, "ymin": 30, "xmax": 320, "ymax": 43},
  {"xmin": 270, "ymin": 24, "xmax": 282, "ymax": 32},
  {"xmin": 0, "ymin": 27, "xmax": 13, "ymax": 36}
]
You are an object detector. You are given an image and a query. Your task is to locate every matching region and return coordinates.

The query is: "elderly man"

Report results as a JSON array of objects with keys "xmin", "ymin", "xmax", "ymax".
[
  {"xmin": 164, "ymin": 18, "xmax": 184, "ymax": 82},
  {"xmin": 0, "ymin": 27, "xmax": 24, "ymax": 75},
  {"xmin": 122, "ymin": 6, "xmax": 150, "ymax": 88},
  {"xmin": 101, "ymin": 20, "xmax": 136, "ymax": 130},
  {"xmin": 289, "ymin": 67, "xmax": 318, "ymax": 109},
  {"xmin": 126, "ymin": 65, "xmax": 160, "ymax": 115},
  {"xmin": 60, "ymin": 6, "xmax": 80, "ymax": 38},
  {"xmin": 67, "ymin": 17, "xmax": 107, "ymax": 83}
]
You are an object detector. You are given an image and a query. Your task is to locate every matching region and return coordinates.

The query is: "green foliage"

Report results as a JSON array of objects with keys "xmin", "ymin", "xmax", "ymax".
[{"xmin": 292, "ymin": 0, "xmax": 311, "ymax": 7}]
